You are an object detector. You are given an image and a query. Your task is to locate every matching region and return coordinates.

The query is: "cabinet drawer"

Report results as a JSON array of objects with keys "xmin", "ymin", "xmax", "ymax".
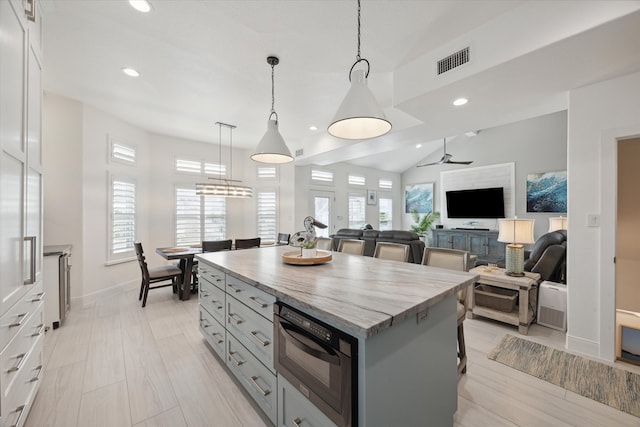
[
  {"xmin": 0, "ymin": 282, "xmax": 44, "ymax": 351},
  {"xmin": 227, "ymin": 297, "xmax": 274, "ymax": 371},
  {"xmin": 199, "ymin": 307, "xmax": 225, "ymax": 361},
  {"xmin": 225, "ymin": 275, "xmax": 275, "ymax": 320},
  {"xmin": 198, "ymin": 263, "xmax": 225, "ymax": 290},
  {"xmin": 1, "ymin": 303, "xmax": 44, "ymax": 398},
  {"xmin": 226, "ymin": 334, "xmax": 277, "ymax": 425},
  {"xmin": 278, "ymin": 375, "xmax": 337, "ymax": 427},
  {"xmin": 199, "ymin": 278, "xmax": 225, "ymax": 325},
  {"xmin": 1, "ymin": 344, "xmax": 43, "ymax": 426}
]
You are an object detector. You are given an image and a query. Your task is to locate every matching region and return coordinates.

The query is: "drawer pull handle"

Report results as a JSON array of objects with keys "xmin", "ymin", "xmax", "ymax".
[
  {"xmin": 211, "ymin": 300, "xmax": 223, "ymax": 310},
  {"xmin": 200, "ymin": 291, "xmax": 210, "ymax": 298},
  {"xmin": 250, "ymin": 331, "xmax": 270, "ymax": 347},
  {"xmin": 214, "ymin": 277, "xmax": 223, "ymax": 283},
  {"xmin": 292, "ymin": 418, "xmax": 303, "ymax": 427},
  {"xmin": 201, "ymin": 320, "xmax": 211, "ymax": 328},
  {"xmin": 250, "ymin": 375, "xmax": 271, "ymax": 397},
  {"xmin": 30, "ymin": 323, "xmax": 44, "ymax": 337},
  {"xmin": 228, "ymin": 313, "xmax": 244, "ymax": 325},
  {"xmin": 9, "ymin": 313, "xmax": 28, "ymax": 328},
  {"xmin": 10, "ymin": 405, "xmax": 26, "ymax": 427},
  {"xmin": 248, "ymin": 296, "xmax": 267, "ymax": 309},
  {"xmin": 7, "ymin": 352, "xmax": 28, "ymax": 373},
  {"xmin": 30, "ymin": 292, "xmax": 45, "ymax": 302},
  {"xmin": 227, "ymin": 284, "xmax": 242, "ymax": 293},
  {"xmin": 29, "ymin": 364, "xmax": 44, "ymax": 382},
  {"xmin": 211, "ymin": 332, "xmax": 224, "ymax": 344},
  {"xmin": 228, "ymin": 351, "xmax": 245, "ymax": 366}
]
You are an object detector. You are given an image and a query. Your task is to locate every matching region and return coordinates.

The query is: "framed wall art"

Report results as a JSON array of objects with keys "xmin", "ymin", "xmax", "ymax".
[
  {"xmin": 405, "ymin": 182, "xmax": 434, "ymax": 213},
  {"xmin": 527, "ymin": 170, "xmax": 567, "ymax": 213},
  {"xmin": 367, "ymin": 189, "xmax": 377, "ymax": 205}
]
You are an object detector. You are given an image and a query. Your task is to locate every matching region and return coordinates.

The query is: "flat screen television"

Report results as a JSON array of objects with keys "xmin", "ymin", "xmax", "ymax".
[{"xmin": 446, "ymin": 187, "xmax": 505, "ymax": 219}]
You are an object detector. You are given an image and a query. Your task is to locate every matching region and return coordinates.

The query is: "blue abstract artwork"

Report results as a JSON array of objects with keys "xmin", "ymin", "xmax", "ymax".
[
  {"xmin": 527, "ymin": 171, "xmax": 567, "ymax": 213},
  {"xmin": 405, "ymin": 183, "xmax": 434, "ymax": 213}
]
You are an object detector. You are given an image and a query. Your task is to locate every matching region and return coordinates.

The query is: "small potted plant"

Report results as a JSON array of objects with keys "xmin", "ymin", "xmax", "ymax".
[{"xmin": 410, "ymin": 209, "xmax": 441, "ymax": 245}]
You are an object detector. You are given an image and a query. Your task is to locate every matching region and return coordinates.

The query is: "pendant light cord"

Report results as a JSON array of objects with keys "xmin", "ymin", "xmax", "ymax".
[{"xmin": 349, "ymin": 0, "xmax": 369, "ymax": 80}]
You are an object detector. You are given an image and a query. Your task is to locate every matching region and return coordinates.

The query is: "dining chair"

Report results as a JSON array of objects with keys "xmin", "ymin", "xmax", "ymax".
[
  {"xmin": 135, "ymin": 242, "xmax": 183, "ymax": 307},
  {"xmin": 315, "ymin": 237, "xmax": 332, "ymax": 251},
  {"xmin": 421, "ymin": 247, "xmax": 470, "ymax": 376},
  {"xmin": 202, "ymin": 239, "xmax": 233, "ymax": 252},
  {"xmin": 373, "ymin": 242, "xmax": 410, "ymax": 262},
  {"xmin": 234, "ymin": 237, "xmax": 261, "ymax": 250},
  {"xmin": 337, "ymin": 239, "xmax": 365, "ymax": 255},
  {"xmin": 277, "ymin": 233, "xmax": 291, "ymax": 245}
]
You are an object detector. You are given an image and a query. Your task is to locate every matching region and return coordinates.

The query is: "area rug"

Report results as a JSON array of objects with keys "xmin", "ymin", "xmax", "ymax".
[{"xmin": 488, "ymin": 334, "xmax": 640, "ymax": 418}]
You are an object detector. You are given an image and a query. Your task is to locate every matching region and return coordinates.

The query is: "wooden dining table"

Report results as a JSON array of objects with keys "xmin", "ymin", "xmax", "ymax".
[{"xmin": 155, "ymin": 246, "xmax": 203, "ymax": 301}]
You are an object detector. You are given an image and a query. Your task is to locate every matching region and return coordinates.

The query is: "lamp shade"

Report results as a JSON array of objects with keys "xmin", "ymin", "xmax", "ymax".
[
  {"xmin": 251, "ymin": 119, "xmax": 293, "ymax": 164},
  {"xmin": 497, "ymin": 218, "xmax": 535, "ymax": 245},
  {"xmin": 328, "ymin": 69, "xmax": 391, "ymax": 140},
  {"xmin": 548, "ymin": 216, "xmax": 568, "ymax": 232}
]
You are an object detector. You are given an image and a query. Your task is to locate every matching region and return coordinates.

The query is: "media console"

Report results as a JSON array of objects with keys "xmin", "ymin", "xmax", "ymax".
[{"xmin": 432, "ymin": 228, "xmax": 505, "ymax": 265}]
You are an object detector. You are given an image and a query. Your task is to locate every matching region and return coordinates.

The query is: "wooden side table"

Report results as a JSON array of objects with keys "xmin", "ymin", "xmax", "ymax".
[{"xmin": 469, "ymin": 266, "xmax": 541, "ymax": 334}]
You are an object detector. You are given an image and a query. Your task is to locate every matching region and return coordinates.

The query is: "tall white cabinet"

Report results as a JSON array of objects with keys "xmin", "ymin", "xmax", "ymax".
[{"xmin": 0, "ymin": 1, "xmax": 45, "ymax": 425}]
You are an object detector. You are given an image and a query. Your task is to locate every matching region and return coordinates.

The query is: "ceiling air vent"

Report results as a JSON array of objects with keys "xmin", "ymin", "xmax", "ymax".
[
  {"xmin": 437, "ymin": 47, "xmax": 469, "ymax": 75},
  {"xmin": 295, "ymin": 148, "xmax": 304, "ymax": 157}
]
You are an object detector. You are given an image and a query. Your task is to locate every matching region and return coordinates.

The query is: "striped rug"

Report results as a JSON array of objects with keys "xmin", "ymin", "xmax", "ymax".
[{"xmin": 488, "ymin": 334, "xmax": 640, "ymax": 418}]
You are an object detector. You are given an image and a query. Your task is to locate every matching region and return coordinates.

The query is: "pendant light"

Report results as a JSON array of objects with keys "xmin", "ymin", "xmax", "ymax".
[
  {"xmin": 196, "ymin": 122, "xmax": 253, "ymax": 198},
  {"xmin": 328, "ymin": 0, "xmax": 391, "ymax": 140},
  {"xmin": 251, "ymin": 56, "xmax": 294, "ymax": 164}
]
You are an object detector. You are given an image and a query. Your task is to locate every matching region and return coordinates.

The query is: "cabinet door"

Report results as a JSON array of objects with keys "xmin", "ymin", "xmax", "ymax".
[
  {"xmin": 450, "ymin": 233, "xmax": 467, "ymax": 251},
  {"xmin": 468, "ymin": 235, "xmax": 488, "ymax": 256},
  {"xmin": 486, "ymin": 238, "xmax": 505, "ymax": 262}
]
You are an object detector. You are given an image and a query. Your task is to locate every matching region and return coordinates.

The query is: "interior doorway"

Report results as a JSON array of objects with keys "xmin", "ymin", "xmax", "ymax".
[{"xmin": 615, "ymin": 136, "xmax": 640, "ymax": 365}]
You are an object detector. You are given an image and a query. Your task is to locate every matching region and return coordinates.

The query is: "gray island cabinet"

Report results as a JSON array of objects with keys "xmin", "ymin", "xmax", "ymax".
[{"xmin": 196, "ymin": 245, "xmax": 477, "ymax": 427}]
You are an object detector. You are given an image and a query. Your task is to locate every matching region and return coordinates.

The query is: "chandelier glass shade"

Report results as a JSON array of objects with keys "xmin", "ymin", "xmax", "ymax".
[{"xmin": 196, "ymin": 122, "xmax": 252, "ymax": 198}]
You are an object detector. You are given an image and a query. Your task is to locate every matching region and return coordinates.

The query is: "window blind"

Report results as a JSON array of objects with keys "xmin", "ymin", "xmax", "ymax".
[
  {"xmin": 111, "ymin": 179, "xmax": 136, "ymax": 255},
  {"xmin": 379, "ymin": 198, "xmax": 393, "ymax": 231},
  {"xmin": 348, "ymin": 194, "xmax": 366, "ymax": 229},
  {"xmin": 176, "ymin": 187, "xmax": 226, "ymax": 246},
  {"xmin": 257, "ymin": 191, "xmax": 277, "ymax": 242}
]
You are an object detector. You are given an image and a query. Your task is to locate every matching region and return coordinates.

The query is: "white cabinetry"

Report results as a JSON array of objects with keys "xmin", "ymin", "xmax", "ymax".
[
  {"xmin": 198, "ymin": 261, "xmax": 277, "ymax": 425},
  {"xmin": 0, "ymin": 1, "xmax": 45, "ymax": 425}
]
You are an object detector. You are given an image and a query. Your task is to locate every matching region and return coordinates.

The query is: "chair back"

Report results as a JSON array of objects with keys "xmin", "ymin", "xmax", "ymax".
[
  {"xmin": 235, "ymin": 237, "xmax": 261, "ymax": 250},
  {"xmin": 277, "ymin": 233, "xmax": 290, "ymax": 245},
  {"xmin": 374, "ymin": 242, "xmax": 410, "ymax": 262},
  {"xmin": 134, "ymin": 242, "xmax": 150, "ymax": 282},
  {"xmin": 202, "ymin": 239, "xmax": 232, "ymax": 252},
  {"xmin": 337, "ymin": 239, "xmax": 365, "ymax": 255},
  {"xmin": 315, "ymin": 237, "xmax": 332, "ymax": 251},
  {"xmin": 421, "ymin": 247, "xmax": 470, "ymax": 271}
]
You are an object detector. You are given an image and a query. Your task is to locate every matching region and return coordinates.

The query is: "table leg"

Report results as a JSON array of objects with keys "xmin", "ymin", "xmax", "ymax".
[
  {"xmin": 518, "ymin": 284, "xmax": 529, "ymax": 335},
  {"xmin": 181, "ymin": 257, "xmax": 193, "ymax": 301}
]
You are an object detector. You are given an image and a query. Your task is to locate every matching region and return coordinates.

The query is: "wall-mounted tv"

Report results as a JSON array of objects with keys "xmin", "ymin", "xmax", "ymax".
[{"xmin": 446, "ymin": 187, "xmax": 506, "ymax": 219}]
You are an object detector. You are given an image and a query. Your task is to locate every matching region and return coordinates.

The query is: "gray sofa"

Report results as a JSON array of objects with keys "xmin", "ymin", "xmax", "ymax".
[{"xmin": 330, "ymin": 229, "xmax": 425, "ymax": 263}]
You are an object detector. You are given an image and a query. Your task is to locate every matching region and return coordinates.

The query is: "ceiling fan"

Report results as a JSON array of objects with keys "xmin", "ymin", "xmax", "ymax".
[{"xmin": 416, "ymin": 138, "xmax": 473, "ymax": 167}]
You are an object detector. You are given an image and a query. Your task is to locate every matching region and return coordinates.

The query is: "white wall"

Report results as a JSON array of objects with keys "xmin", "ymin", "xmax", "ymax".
[
  {"xmin": 401, "ymin": 111, "xmax": 568, "ymax": 240},
  {"xmin": 568, "ymin": 71, "xmax": 640, "ymax": 361}
]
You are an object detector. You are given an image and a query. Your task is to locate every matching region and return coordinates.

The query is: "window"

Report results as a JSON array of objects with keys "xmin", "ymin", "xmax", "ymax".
[
  {"xmin": 257, "ymin": 191, "xmax": 277, "ymax": 242},
  {"xmin": 176, "ymin": 159, "xmax": 202, "ymax": 174},
  {"xmin": 348, "ymin": 194, "xmax": 366, "ymax": 229},
  {"xmin": 311, "ymin": 169, "xmax": 333, "ymax": 183},
  {"xmin": 204, "ymin": 162, "xmax": 226, "ymax": 176},
  {"xmin": 379, "ymin": 198, "xmax": 393, "ymax": 231},
  {"xmin": 379, "ymin": 179, "xmax": 393, "ymax": 190},
  {"xmin": 175, "ymin": 158, "xmax": 226, "ymax": 176},
  {"xmin": 176, "ymin": 187, "xmax": 226, "ymax": 246},
  {"xmin": 109, "ymin": 176, "xmax": 136, "ymax": 259},
  {"xmin": 257, "ymin": 166, "xmax": 277, "ymax": 180},
  {"xmin": 348, "ymin": 175, "xmax": 365, "ymax": 186},
  {"xmin": 110, "ymin": 138, "xmax": 136, "ymax": 166}
]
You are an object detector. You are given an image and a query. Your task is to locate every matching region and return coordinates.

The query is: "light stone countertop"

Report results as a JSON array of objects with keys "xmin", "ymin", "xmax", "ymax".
[{"xmin": 197, "ymin": 245, "xmax": 478, "ymax": 339}]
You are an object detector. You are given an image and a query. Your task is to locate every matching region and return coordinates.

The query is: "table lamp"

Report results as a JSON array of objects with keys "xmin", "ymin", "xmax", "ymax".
[
  {"xmin": 548, "ymin": 216, "xmax": 568, "ymax": 232},
  {"xmin": 497, "ymin": 218, "xmax": 535, "ymax": 277}
]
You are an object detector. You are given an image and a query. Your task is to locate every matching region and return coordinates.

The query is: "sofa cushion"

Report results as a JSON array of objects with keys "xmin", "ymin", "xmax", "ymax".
[{"xmin": 378, "ymin": 230, "xmax": 420, "ymax": 241}]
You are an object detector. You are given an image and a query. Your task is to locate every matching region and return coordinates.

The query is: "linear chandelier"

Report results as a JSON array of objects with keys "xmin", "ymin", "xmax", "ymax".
[{"xmin": 196, "ymin": 122, "xmax": 253, "ymax": 198}]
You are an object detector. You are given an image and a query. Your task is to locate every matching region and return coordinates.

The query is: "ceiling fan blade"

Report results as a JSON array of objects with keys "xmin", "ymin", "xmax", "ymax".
[
  {"xmin": 416, "ymin": 161, "xmax": 442, "ymax": 167},
  {"xmin": 446, "ymin": 160, "xmax": 473, "ymax": 165}
]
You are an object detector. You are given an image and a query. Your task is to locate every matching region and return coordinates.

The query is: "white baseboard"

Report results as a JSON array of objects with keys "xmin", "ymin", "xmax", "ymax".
[{"xmin": 566, "ymin": 334, "xmax": 612, "ymax": 363}]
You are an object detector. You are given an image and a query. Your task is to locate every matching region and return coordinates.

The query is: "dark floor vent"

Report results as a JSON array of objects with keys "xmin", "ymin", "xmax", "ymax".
[{"xmin": 437, "ymin": 47, "xmax": 470, "ymax": 75}]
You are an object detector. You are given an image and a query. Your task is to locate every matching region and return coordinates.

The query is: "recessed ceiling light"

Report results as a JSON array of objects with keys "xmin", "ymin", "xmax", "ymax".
[
  {"xmin": 452, "ymin": 98, "xmax": 468, "ymax": 106},
  {"xmin": 416, "ymin": 144, "xmax": 422, "ymax": 149},
  {"xmin": 122, "ymin": 67, "xmax": 140, "ymax": 77},
  {"xmin": 129, "ymin": 0, "xmax": 152, "ymax": 13},
  {"xmin": 309, "ymin": 126, "xmax": 318, "ymax": 131}
]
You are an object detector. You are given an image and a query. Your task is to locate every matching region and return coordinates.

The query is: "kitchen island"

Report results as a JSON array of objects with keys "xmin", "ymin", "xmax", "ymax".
[{"xmin": 196, "ymin": 245, "xmax": 477, "ymax": 426}]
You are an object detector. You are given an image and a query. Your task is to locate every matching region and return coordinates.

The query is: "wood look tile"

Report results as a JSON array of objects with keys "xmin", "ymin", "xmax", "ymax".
[
  {"xmin": 76, "ymin": 381, "xmax": 132, "ymax": 427},
  {"xmin": 133, "ymin": 406, "xmax": 187, "ymax": 427}
]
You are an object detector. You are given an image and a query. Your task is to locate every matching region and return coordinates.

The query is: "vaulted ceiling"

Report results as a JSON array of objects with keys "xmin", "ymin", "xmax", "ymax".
[{"xmin": 42, "ymin": 1, "xmax": 640, "ymax": 172}]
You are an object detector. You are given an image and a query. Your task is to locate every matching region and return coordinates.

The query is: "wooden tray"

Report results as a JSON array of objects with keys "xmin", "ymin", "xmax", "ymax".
[{"xmin": 282, "ymin": 250, "xmax": 332, "ymax": 265}]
